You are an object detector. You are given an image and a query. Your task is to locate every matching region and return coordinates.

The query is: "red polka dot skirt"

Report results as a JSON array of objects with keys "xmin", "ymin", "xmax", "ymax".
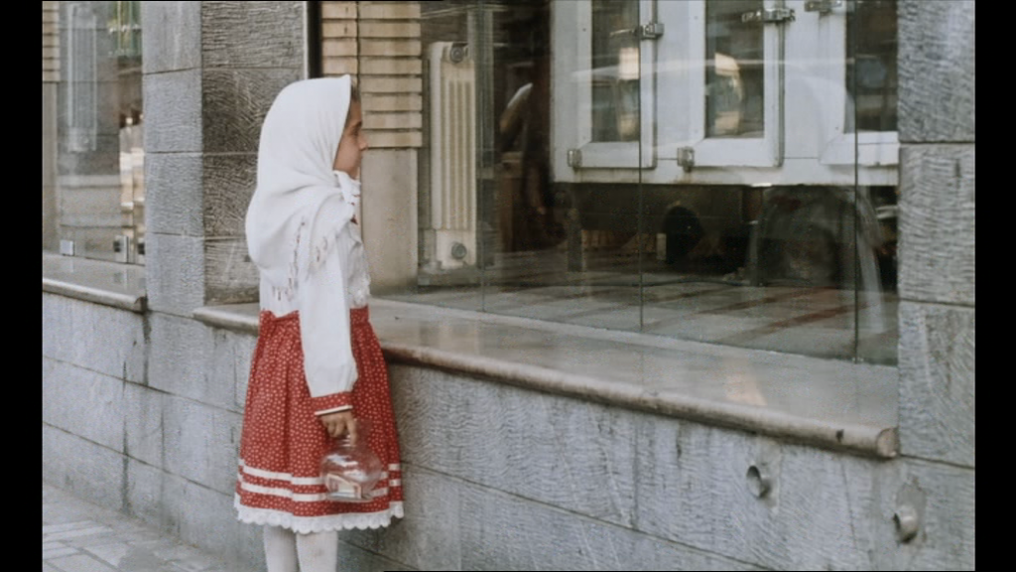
[{"xmin": 235, "ymin": 307, "xmax": 404, "ymax": 533}]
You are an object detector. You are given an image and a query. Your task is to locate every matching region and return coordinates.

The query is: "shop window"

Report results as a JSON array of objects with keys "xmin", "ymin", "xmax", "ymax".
[
  {"xmin": 374, "ymin": 0, "xmax": 900, "ymax": 365},
  {"xmin": 44, "ymin": 1, "xmax": 145, "ymax": 264}
]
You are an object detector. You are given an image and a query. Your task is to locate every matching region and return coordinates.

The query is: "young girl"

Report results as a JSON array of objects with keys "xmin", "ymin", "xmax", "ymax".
[{"xmin": 235, "ymin": 75, "xmax": 403, "ymax": 572}]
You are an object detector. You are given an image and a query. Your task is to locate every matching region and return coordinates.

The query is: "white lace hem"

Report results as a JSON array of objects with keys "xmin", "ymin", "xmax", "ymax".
[{"xmin": 234, "ymin": 494, "xmax": 404, "ymax": 534}]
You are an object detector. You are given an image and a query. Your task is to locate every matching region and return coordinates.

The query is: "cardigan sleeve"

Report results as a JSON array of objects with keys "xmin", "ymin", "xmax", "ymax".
[{"xmin": 297, "ymin": 200, "xmax": 358, "ymax": 416}]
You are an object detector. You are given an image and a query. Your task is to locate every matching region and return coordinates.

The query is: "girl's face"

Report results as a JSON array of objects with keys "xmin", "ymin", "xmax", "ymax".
[{"xmin": 332, "ymin": 99, "xmax": 368, "ymax": 179}]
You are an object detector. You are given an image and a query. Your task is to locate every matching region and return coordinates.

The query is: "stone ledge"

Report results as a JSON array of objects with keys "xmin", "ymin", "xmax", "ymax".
[
  {"xmin": 195, "ymin": 298, "xmax": 899, "ymax": 459},
  {"xmin": 42, "ymin": 253, "xmax": 146, "ymax": 313},
  {"xmin": 192, "ymin": 303, "xmax": 260, "ymax": 333}
]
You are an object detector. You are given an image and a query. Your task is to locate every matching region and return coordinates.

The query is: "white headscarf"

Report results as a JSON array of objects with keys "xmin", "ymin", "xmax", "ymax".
[{"xmin": 245, "ymin": 75, "xmax": 361, "ymax": 295}]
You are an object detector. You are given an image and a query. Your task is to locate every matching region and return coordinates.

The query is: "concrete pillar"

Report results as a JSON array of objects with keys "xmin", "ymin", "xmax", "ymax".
[
  {"xmin": 896, "ymin": 0, "xmax": 975, "ymax": 468},
  {"xmin": 142, "ymin": 1, "xmax": 307, "ymax": 314}
]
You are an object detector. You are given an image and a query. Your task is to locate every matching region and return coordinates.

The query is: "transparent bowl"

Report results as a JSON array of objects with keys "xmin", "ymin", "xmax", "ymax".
[{"xmin": 320, "ymin": 424, "xmax": 383, "ymax": 503}]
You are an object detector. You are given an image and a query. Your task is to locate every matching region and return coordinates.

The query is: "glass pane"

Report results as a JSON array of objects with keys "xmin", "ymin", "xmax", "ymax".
[
  {"xmin": 852, "ymin": 0, "xmax": 899, "ymax": 363},
  {"xmin": 638, "ymin": 0, "xmax": 898, "ymax": 365},
  {"xmin": 383, "ymin": 0, "xmax": 483, "ymax": 312},
  {"xmin": 487, "ymin": 0, "xmax": 640, "ymax": 331},
  {"xmin": 640, "ymin": 187, "xmax": 898, "ymax": 364},
  {"xmin": 388, "ymin": 0, "xmax": 641, "ymax": 332},
  {"xmin": 591, "ymin": 0, "xmax": 640, "ymax": 142},
  {"xmin": 856, "ymin": 185, "xmax": 899, "ymax": 364},
  {"xmin": 706, "ymin": 0, "xmax": 764, "ymax": 138},
  {"xmin": 45, "ymin": 1, "xmax": 144, "ymax": 263},
  {"xmin": 847, "ymin": 0, "xmax": 898, "ymax": 132},
  {"xmin": 382, "ymin": 0, "xmax": 898, "ymax": 366}
]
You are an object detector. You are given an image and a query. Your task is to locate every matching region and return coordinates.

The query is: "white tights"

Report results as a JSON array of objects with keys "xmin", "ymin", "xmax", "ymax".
[{"xmin": 263, "ymin": 525, "xmax": 339, "ymax": 572}]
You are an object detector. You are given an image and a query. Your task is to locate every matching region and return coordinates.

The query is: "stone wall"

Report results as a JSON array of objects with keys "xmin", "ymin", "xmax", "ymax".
[
  {"xmin": 897, "ymin": 0, "xmax": 975, "ymax": 470},
  {"xmin": 42, "ymin": 292, "xmax": 265, "ymax": 566},
  {"xmin": 341, "ymin": 365, "xmax": 973, "ymax": 571},
  {"xmin": 143, "ymin": 1, "xmax": 304, "ymax": 310},
  {"xmin": 42, "ymin": 305, "xmax": 975, "ymax": 570}
]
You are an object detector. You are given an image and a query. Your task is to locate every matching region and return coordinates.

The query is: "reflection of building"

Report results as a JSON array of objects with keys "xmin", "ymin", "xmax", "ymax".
[
  {"xmin": 43, "ymin": 1, "xmax": 144, "ymax": 262},
  {"xmin": 43, "ymin": 2, "xmax": 974, "ymax": 570}
]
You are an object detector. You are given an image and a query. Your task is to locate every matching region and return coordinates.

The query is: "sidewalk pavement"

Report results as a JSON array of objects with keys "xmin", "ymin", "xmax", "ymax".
[{"xmin": 43, "ymin": 482, "xmax": 255, "ymax": 572}]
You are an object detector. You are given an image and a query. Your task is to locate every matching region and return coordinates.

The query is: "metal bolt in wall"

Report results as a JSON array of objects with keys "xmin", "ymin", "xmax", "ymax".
[
  {"xmin": 893, "ymin": 481, "xmax": 926, "ymax": 544},
  {"xmin": 746, "ymin": 464, "xmax": 772, "ymax": 498},
  {"xmin": 894, "ymin": 504, "xmax": 920, "ymax": 543}
]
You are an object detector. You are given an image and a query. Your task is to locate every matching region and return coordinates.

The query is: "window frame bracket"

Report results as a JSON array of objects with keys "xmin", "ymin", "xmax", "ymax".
[{"xmin": 740, "ymin": 7, "xmax": 796, "ymax": 24}]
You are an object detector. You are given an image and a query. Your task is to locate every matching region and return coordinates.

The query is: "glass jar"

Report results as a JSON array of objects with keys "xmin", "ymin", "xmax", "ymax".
[{"xmin": 320, "ymin": 429, "xmax": 384, "ymax": 503}]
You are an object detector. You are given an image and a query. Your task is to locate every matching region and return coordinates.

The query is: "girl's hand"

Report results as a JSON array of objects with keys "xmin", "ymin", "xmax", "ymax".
[{"xmin": 319, "ymin": 410, "xmax": 358, "ymax": 444}]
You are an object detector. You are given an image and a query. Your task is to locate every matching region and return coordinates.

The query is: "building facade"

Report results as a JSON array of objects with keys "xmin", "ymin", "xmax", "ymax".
[{"xmin": 43, "ymin": 1, "xmax": 974, "ymax": 570}]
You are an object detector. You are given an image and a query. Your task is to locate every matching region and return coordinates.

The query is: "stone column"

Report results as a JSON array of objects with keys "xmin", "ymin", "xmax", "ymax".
[
  {"xmin": 320, "ymin": 1, "xmax": 422, "ymax": 292},
  {"xmin": 142, "ymin": 1, "xmax": 306, "ymax": 315},
  {"xmin": 321, "ymin": 1, "xmax": 359, "ymax": 76},
  {"xmin": 897, "ymin": 0, "xmax": 975, "ymax": 468},
  {"xmin": 359, "ymin": 1, "xmax": 422, "ymax": 292}
]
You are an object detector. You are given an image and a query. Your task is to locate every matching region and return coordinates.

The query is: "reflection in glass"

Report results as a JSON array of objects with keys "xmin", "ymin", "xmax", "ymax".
[
  {"xmin": 390, "ymin": 0, "xmax": 899, "ymax": 365},
  {"xmin": 706, "ymin": 0, "xmax": 763, "ymax": 138},
  {"xmin": 109, "ymin": 1, "xmax": 142, "ymax": 58},
  {"xmin": 847, "ymin": 0, "xmax": 898, "ymax": 132},
  {"xmin": 591, "ymin": 0, "xmax": 640, "ymax": 142},
  {"xmin": 48, "ymin": 0, "xmax": 144, "ymax": 263},
  {"xmin": 636, "ymin": 182, "xmax": 897, "ymax": 364}
]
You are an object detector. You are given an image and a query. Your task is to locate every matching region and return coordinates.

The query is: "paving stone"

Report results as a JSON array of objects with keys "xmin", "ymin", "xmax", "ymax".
[
  {"xmin": 44, "ymin": 522, "xmax": 99, "ymax": 535},
  {"xmin": 45, "ymin": 527, "xmax": 114, "ymax": 542},
  {"xmin": 42, "ymin": 483, "xmax": 254, "ymax": 572},
  {"xmin": 46, "ymin": 554, "xmax": 119, "ymax": 572},
  {"xmin": 43, "ymin": 546, "xmax": 81, "ymax": 560}
]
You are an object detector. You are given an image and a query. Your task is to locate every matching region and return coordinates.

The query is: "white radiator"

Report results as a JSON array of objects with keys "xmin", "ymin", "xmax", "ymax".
[{"xmin": 429, "ymin": 42, "xmax": 476, "ymax": 269}]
